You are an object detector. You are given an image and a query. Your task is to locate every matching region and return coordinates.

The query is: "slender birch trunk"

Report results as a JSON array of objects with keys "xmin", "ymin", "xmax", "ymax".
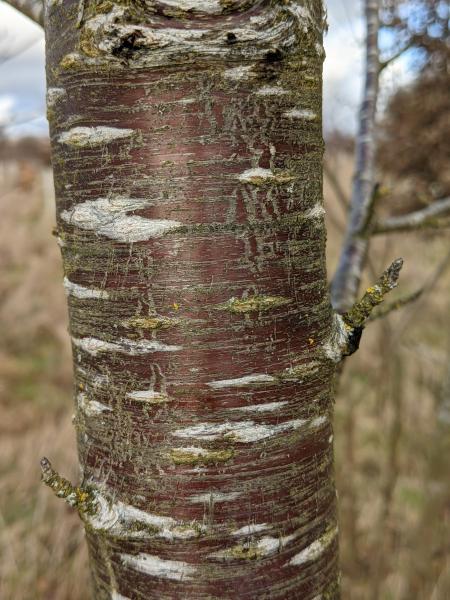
[
  {"xmin": 331, "ymin": 0, "xmax": 380, "ymax": 312},
  {"xmin": 44, "ymin": 1, "xmax": 342, "ymax": 597}
]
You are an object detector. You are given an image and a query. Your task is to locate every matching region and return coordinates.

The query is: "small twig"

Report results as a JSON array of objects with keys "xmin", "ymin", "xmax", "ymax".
[
  {"xmin": 337, "ymin": 259, "xmax": 404, "ymax": 358},
  {"xmin": 40, "ymin": 457, "xmax": 97, "ymax": 514},
  {"xmin": 343, "ymin": 258, "xmax": 404, "ymax": 329},
  {"xmin": 372, "ymin": 196, "xmax": 450, "ymax": 235},
  {"xmin": 379, "ymin": 40, "xmax": 413, "ymax": 73}
]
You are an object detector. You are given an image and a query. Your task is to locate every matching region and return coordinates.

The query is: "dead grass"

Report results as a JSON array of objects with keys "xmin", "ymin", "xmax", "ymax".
[
  {"xmin": 0, "ymin": 164, "xmax": 89, "ymax": 600},
  {"xmin": 0, "ymin": 156, "xmax": 448, "ymax": 599},
  {"xmin": 325, "ymin": 151, "xmax": 450, "ymax": 600}
]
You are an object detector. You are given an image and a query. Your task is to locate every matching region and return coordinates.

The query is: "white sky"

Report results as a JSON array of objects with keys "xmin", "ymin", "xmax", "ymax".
[{"xmin": 0, "ymin": 0, "xmax": 412, "ymax": 137}]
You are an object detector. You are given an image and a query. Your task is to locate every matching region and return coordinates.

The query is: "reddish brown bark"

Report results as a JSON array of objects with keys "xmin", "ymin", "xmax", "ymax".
[{"xmin": 45, "ymin": 1, "xmax": 339, "ymax": 598}]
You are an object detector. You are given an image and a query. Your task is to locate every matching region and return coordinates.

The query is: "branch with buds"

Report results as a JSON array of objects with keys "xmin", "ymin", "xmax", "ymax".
[
  {"xmin": 40, "ymin": 457, "xmax": 97, "ymax": 515},
  {"xmin": 340, "ymin": 259, "xmax": 404, "ymax": 356},
  {"xmin": 372, "ymin": 197, "xmax": 450, "ymax": 235}
]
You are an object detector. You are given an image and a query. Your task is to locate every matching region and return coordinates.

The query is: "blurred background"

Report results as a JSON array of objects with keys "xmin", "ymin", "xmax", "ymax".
[{"xmin": 0, "ymin": 1, "xmax": 448, "ymax": 598}]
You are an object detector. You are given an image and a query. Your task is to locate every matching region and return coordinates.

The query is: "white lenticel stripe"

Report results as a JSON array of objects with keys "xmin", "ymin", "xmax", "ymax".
[
  {"xmin": 120, "ymin": 553, "xmax": 196, "ymax": 581},
  {"xmin": 58, "ymin": 126, "xmax": 135, "ymax": 147},
  {"xmin": 72, "ymin": 337, "xmax": 183, "ymax": 356},
  {"xmin": 60, "ymin": 196, "xmax": 181, "ymax": 243},
  {"xmin": 172, "ymin": 419, "xmax": 306, "ymax": 443},
  {"xmin": 64, "ymin": 277, "xmax": 110, "ymax": 300},
  {"xmin": 207, "ymin": 374, "xmax": 277, "ymax": 389}
]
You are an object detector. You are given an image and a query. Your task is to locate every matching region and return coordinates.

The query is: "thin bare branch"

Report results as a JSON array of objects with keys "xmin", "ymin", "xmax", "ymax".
[
  {"xmin": 40, "ymin": 457, "xmax": 97, "ymax": 514},
  {"xmin": 372, "ymin": 196, "xmax": 450, "ymax": 234},
  {"xmin": 2, "ymin": 0, "xmax": 44, "ymax": 27},
  {"xmin": 394, "ymin": 248, "xmax": 450, "ymax": 341},
  {"xmin": 343, "ymin": 258, "xmax": 404, "ymax": 330},
  {"xmin": 379, "ymin": 40, "xmax": 413, "ymax": 73},
  {"xmin": 336, "ymin": 259, "xmax": 403, "ymax": 359},
  {"xmin": 368, "ymin": 288, "xmax": 423, "ymax": 321},
  {"xmin": 331, "ymin": 0, "xmax": 381, "ymax": 313},
  {"xmin": 324, "ymin": 161, "xmax": 350, "ymax": 213}
]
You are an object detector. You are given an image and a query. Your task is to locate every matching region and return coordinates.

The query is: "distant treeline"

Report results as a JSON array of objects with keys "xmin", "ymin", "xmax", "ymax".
[{"xmin": 0, "ymin": 136, "xmax": 51, "ymax": 166}]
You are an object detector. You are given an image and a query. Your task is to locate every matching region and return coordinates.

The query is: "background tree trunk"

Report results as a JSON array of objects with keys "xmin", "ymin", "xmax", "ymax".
[{"xmin": 45, "ymin": 1, "xmax": 340, "ymax": 598}]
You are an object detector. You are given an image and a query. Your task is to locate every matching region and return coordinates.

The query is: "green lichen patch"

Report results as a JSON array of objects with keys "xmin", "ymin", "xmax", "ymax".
[
  {"xmin": 226, "ymin": 543, "xmax": 263, "ymax": 560},
  {"xmin": 40, "ymin": 457, "xmax": 97, "ymax": 516},
  {"xmin": 121, "ymin": 316, "xmax": 181, "ymax": 330},
  {"xmin": 217, "ymin": 295, "xmax": 292, "ymax": 314},
  {"xmin": 279, "ymin": 360, "xmax": 321, "ymax": 382},
  {"xmin": 320, "ymin": 525, "xmax": 338, "ymax": 550},
  {"xmin": 246, "ymin": 171, "xmax": 296, "ymax": 186},
  {"xmin": 128, "ymin": 391, "xmax": 170, "ymax": 405},
  {"xmin": 125, "ymin": 521, "xmax": 160, "ymax": 536},
  {"xmin": 343, "ymin": 258, "xmax": 404, "ymax": 329},
  {"xmin": 170, "ymin": 448, "xmax": 234, "ymax": 466},
  {"xmin": 171, "ymin": 522, "xmax": 204, "ymax": 539},
  {"xmin": 59, "ymin": 53, "xmax": 84, "ymax": 70},
  {"xmin": 89, "ymin": 0, "xmax": 115, "ymax": 15}
]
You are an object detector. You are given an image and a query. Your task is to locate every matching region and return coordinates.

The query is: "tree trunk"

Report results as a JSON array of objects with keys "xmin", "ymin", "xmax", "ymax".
[{"xmin": 45, "ymin": 1, "xmax": 340, "ymax": 598}]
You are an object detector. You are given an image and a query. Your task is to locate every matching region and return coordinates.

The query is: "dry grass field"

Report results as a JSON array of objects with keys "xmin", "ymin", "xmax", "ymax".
[{"xmin": 0, "ymin": 154, "xmax": 448, "ymax": 599}]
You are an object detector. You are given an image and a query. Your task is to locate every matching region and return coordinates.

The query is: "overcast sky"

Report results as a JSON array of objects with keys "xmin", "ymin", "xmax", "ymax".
[{"xmin": 0, "ymin": 0, "xmax": 411, "ymax": 137}]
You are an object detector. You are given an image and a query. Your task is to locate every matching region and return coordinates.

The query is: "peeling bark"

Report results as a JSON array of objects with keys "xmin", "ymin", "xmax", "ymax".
[{"xmin": 45, "ymin": 1, "xmax": 340, "ymax": 598}]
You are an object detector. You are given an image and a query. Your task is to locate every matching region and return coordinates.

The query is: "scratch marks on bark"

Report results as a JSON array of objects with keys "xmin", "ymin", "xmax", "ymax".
[{"xmin": 60, "ymin": 196, "xmax": 181, "ymax": 243}]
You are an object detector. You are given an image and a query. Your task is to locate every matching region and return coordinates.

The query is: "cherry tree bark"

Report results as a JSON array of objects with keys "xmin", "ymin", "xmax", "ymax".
[{"xmin": 44, "ymin": 1, "xmax": 343, "ymax": 598}]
